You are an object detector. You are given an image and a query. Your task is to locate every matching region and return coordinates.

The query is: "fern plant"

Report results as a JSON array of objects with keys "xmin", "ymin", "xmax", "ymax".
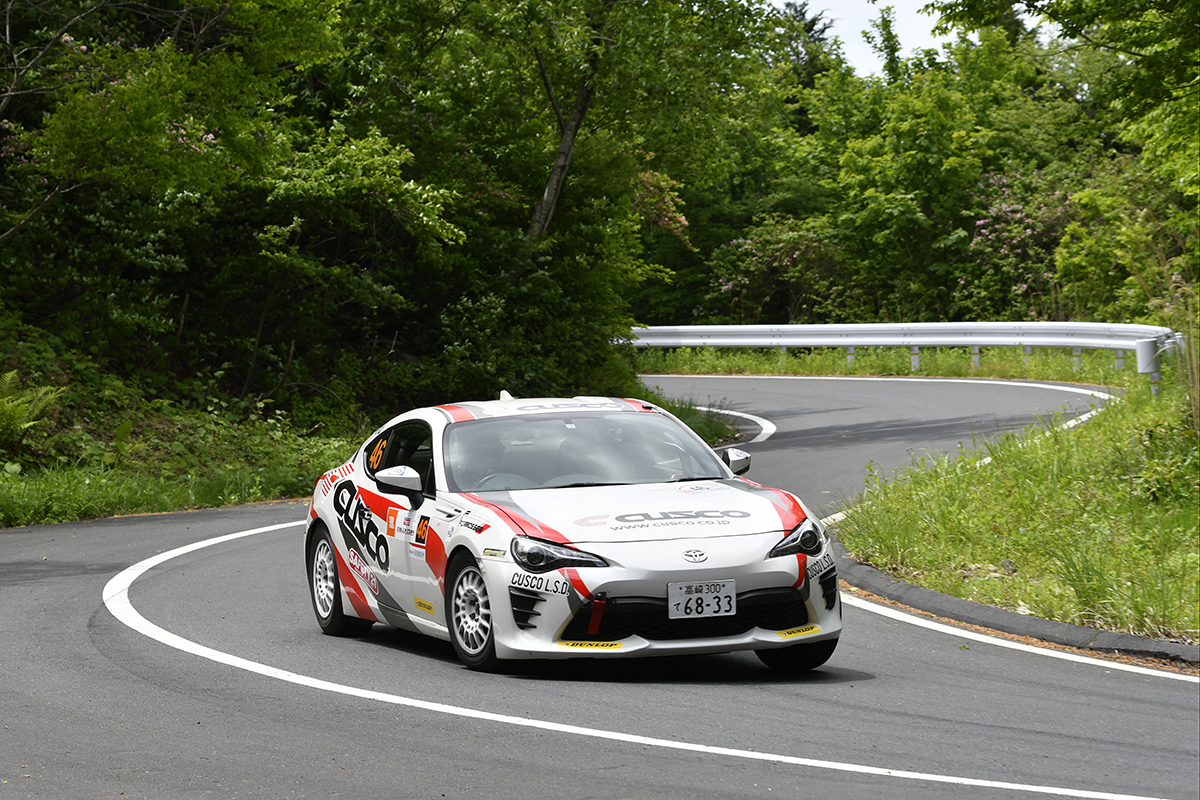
[{"xmin": 0, "ymin": 371, "xmax": 66, "ymax": 456}]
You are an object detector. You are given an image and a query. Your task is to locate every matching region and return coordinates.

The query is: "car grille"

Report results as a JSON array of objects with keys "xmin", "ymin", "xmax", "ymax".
[{"xmin": 559, "ymin": 587, "xmax": 809, "ymax": 642}]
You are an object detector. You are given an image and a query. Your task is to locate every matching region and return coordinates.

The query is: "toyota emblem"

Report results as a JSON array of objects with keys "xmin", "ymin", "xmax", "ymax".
[{"xmin": 682, "ymin": 549, "xmax": 707, "ymax": 563}]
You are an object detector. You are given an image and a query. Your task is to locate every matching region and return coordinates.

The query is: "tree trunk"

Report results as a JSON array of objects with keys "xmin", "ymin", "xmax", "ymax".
[
  {"xmin": 525, "ymin": 77, "xmax": 594, "ymax": 240},
  {"xmin": 524, "ymin": 0, "xmax": 614, "ymax": 241}
]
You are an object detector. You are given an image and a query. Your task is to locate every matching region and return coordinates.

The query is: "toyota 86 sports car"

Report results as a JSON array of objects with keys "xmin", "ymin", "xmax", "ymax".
[{"xmin": 304, "ymin": 396, "xmax": 841, "ymax": 672}]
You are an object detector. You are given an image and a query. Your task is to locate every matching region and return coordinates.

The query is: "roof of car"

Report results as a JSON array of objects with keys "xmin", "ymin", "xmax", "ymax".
[{"xmin": 433, "ymin": 396, "xmax": 661, "ymax": 423}]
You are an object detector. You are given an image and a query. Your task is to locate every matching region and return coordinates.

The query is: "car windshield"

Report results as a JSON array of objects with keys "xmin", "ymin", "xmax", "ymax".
[{"xmin": 442, "ymin": 411, "xmax": 726, "ymax": 493}]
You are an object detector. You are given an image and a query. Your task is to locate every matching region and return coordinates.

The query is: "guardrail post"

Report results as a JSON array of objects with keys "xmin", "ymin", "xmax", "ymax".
[
  {"xmin": 1073, "ymin": 347, "xmax": 1082, "ymax": 372},
  {"xmin": 971, "ymin": 346, "xmax": 980, "ymax": 368},
  {"xmin": 1023, "ymin": 345, "xmax": 1032, "ymax": 365},
  {"xmin": 1135, "ymin": 338, "xmax": 1162, "ymax": 396},
  {"xmin": 910, "ymin": 346, "xmax": 920, "ymax": 371},
  {"xmin": 846, "ymin": 346, "xmax": 856, "ymax": 368},
  {"xmin": 1114, "ymin": 349, "xmax": 1125, "ymax": 370}
]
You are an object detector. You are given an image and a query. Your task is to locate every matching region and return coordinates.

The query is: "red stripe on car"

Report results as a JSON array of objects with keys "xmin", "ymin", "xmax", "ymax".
[
  {"xmin": 426, "ymin": 526, "xmax": 449, "ymax": 595},
  {"xmin": 562, "ymin": 567, "xmax": 592, "ymax": 602},
  {"xmin": 793, "ymin": 553, "xmax": 808, "ymax": 588},
  {"xmin": 334, "ymin": 548, "xmax": 380, "ymax": 621},
  {"xmin": 763, "ymin": 486, "xmax": 806, "ymax": 531},
  {"xmin": 437, "ymin": 404, "xmax": 476, "ymax": 423},
  {"xmin": 357, "ymin": 484, "xmax": 409, "ymax": 519},
  {"xmin": 618, "ymin": 398, "xmax": 658, "ymax": 412},
  {"xmin": 460, "ymin": 494, "xmax": 573, "ymax": 545}
]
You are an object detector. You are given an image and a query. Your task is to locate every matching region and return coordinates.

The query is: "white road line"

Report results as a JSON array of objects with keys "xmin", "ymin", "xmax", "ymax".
[
  {"xmin": 697, "ymin": 406, "xmax": 776, "ymax": 443},
  {"xmin": 104, "ymin": 523, "xmax": 1187, "ymax": 800},
  {"xmin": 836, "ymin": 592, "xmax": 1198, "ymax": 683}
]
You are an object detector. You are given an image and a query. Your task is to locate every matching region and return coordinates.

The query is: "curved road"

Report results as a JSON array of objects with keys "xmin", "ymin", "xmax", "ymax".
[{"xmin": 3, "ymin": 377, "xmax": 1196, "ymax": 800}]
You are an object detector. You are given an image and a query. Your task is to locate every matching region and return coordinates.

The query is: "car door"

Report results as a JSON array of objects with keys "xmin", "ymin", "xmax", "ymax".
[{"xmin": 364, "ymin": 420, "xmax": 455, "ymax": 625}]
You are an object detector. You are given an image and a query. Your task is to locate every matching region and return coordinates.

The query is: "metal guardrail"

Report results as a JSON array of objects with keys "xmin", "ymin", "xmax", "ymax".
[{"xmin": 629, "ymin": 322, "xmax": 1183, "ymax": 390}]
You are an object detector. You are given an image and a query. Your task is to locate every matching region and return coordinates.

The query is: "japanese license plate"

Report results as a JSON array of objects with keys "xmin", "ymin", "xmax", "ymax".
[{"xmin": 668, "ymin": 580, "xmax": 736, "ymax": 619}]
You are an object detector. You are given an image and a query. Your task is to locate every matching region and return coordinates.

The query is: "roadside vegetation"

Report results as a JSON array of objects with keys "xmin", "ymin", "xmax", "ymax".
[
  {"xmin": 639, "ymin": 346, "xmax": 1199, "ymax": 645},
  {"xmin": 840, "ymin": 380, "xmax": 1198, "ymax": 645},
  {"xmin": 638, "ymin": 344, "xmax": 1135, "ymax": 385},
  {"xmin": 0, "ymin": 329, "xmax": 728, "ymax": 526}
]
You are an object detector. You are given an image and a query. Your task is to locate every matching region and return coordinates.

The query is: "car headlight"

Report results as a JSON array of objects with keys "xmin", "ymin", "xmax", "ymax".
[
  {"xmin": 768, "ymin": 517, "xmax": 826, "ymax": 559},
  {"xmin": 511, "ymin": 536, "xmax": 609, "ymax": 573}
]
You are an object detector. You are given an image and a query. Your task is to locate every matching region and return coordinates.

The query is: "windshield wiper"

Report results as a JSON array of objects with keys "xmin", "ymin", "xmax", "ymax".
[{"xmin": 547, "ymin": 480, "xmax": 631, "ymax": 489}]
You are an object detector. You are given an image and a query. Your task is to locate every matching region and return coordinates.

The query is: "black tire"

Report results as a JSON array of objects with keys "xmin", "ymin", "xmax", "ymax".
[
  {"xmin": 756, "ymin": 637, "xmax": 838, "ymax": 673},
  {"xmin": 307, "ymin": 524, "xmax": 373, "ymax": 637},
  {"xmin": 445, "ymin": 552, "xmax": 501, "ymax": 671}
]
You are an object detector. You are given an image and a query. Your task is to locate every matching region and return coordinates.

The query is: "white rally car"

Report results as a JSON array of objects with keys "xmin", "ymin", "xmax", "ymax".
[{"xmin": 304, "ymin": 396, "xmax": 841, "ymax": 672}]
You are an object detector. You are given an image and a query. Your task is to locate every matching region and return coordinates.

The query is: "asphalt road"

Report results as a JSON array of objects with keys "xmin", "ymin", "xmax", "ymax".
[{"xmin": 3, "ymin": 376, "xmax": 1196, "ymax": 800}]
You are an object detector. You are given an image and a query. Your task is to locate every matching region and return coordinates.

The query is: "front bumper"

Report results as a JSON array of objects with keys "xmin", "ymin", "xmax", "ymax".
[{"xmin": 484, "ymin": 534, "xmax": 842, "ymax": 660}]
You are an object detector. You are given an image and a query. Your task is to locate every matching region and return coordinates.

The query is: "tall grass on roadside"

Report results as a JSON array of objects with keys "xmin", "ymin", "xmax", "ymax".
[
  {"xmin": 645, "ymin": 391, "xmax": 740, "ymax": 446},
  {"xmin": 0, "ymin": 429, "xmax": 359, "ymax": 528},
  {"xmin": 1122, "ymin": 219, "xmax": 1198, "ymax": 432},
  {"xmin": 637, "ymin": 345, "xmax": 1132, "ymax": 385},
  {"xmin": 0, "ymin": 388, "xmax": 734, "ymax": 528},
  {"xmin": 835, "ymin": 375, "xmax": 1199, "ymax": 644}
]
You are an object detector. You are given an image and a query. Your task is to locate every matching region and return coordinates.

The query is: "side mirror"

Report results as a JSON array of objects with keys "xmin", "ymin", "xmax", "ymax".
[
  {"xmin": 721, "ymin": 448, "xmax": 751, "ymax": 476},
  {"xmin": 375, "ymin": 465, "xmax": 425, "ymax": 509}
]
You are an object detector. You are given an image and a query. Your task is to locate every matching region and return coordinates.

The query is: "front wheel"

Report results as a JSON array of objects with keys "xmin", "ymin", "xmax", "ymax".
[
  {"xmin": 307, "ymin": 524, "xmax": 373, "ymax": 637},
  {"xmin": 445, "ymin": 553, "xmax": 501, "ymax": 671},
  {"xmin": 756, "ymin": 637, "xmax": 838, "ymax": 673}
]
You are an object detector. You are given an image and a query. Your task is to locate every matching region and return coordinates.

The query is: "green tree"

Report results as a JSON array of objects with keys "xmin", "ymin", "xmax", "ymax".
[
  {"xmin": 925, "ymin": 0, "xmax": 1199, "ymax": 195},
  {"xmin": 0, "ymin": 0, "xmax": 344, "ymax": 244}
]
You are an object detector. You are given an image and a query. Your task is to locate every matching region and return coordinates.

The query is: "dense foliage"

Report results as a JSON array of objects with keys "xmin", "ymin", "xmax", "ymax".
[{"xmin": 1, "ymin": 0, "xmax": 1195, "ymax": 446}]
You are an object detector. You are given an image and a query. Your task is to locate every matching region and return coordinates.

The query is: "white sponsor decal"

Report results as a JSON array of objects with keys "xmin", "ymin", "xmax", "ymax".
[
  {"xmin": 346, "ymin": 547, "xmax": 378, "ymax": 594},
  {"xmin": 458, "ymin": 517, "xmax": 490, "ymax": 534},
  {"xmin": 614, "ymin": 509, "xmax": 751, "ymax": 523},
  {"xmin": 516, "ymin": 401, "xmax": 626, "ymax": 411}
]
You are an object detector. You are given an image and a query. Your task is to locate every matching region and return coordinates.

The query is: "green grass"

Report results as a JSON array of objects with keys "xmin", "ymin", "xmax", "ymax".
[
  {"xmin": 638, "ymin": 345, "xmax": 1197, "ymax": 644},
  {"xmin": 0, "ymin": 410, "xmax": 360, "ymax": 527},
  {"xmin": 0, "ymin": 383, "xmax": 733, "ymax": 528},
  {"xmin": 636, "ymin": 344, "xmax": 1136, "ymax": 384},
  {"xmin": 837, "ymin": 383, "xmax": 1197, "ymax": 643}
]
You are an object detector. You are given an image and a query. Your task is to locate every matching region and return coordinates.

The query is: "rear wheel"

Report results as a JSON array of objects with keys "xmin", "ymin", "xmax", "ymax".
[
  {"xmin": 445, "ymin": 553, "xmax": 501, "ymax": 671},
  {"xmin": 756, "ymin": 637, "xmax": 838, "ymax": 673},
  {"xmin": 307, "ymin": 524, "xmax": 373, "ymax": 637}
]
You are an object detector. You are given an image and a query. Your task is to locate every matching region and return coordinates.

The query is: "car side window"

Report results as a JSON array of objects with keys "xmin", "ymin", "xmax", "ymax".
[{"xmin": 367, "ymin": 421, "xmax": 437, "ymax": 494}]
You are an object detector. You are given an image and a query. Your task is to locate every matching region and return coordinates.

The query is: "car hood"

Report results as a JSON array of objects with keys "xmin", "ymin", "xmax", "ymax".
[{"xmin": 464, "ymin": 479, "xmax": 808, "ymax": 545}]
